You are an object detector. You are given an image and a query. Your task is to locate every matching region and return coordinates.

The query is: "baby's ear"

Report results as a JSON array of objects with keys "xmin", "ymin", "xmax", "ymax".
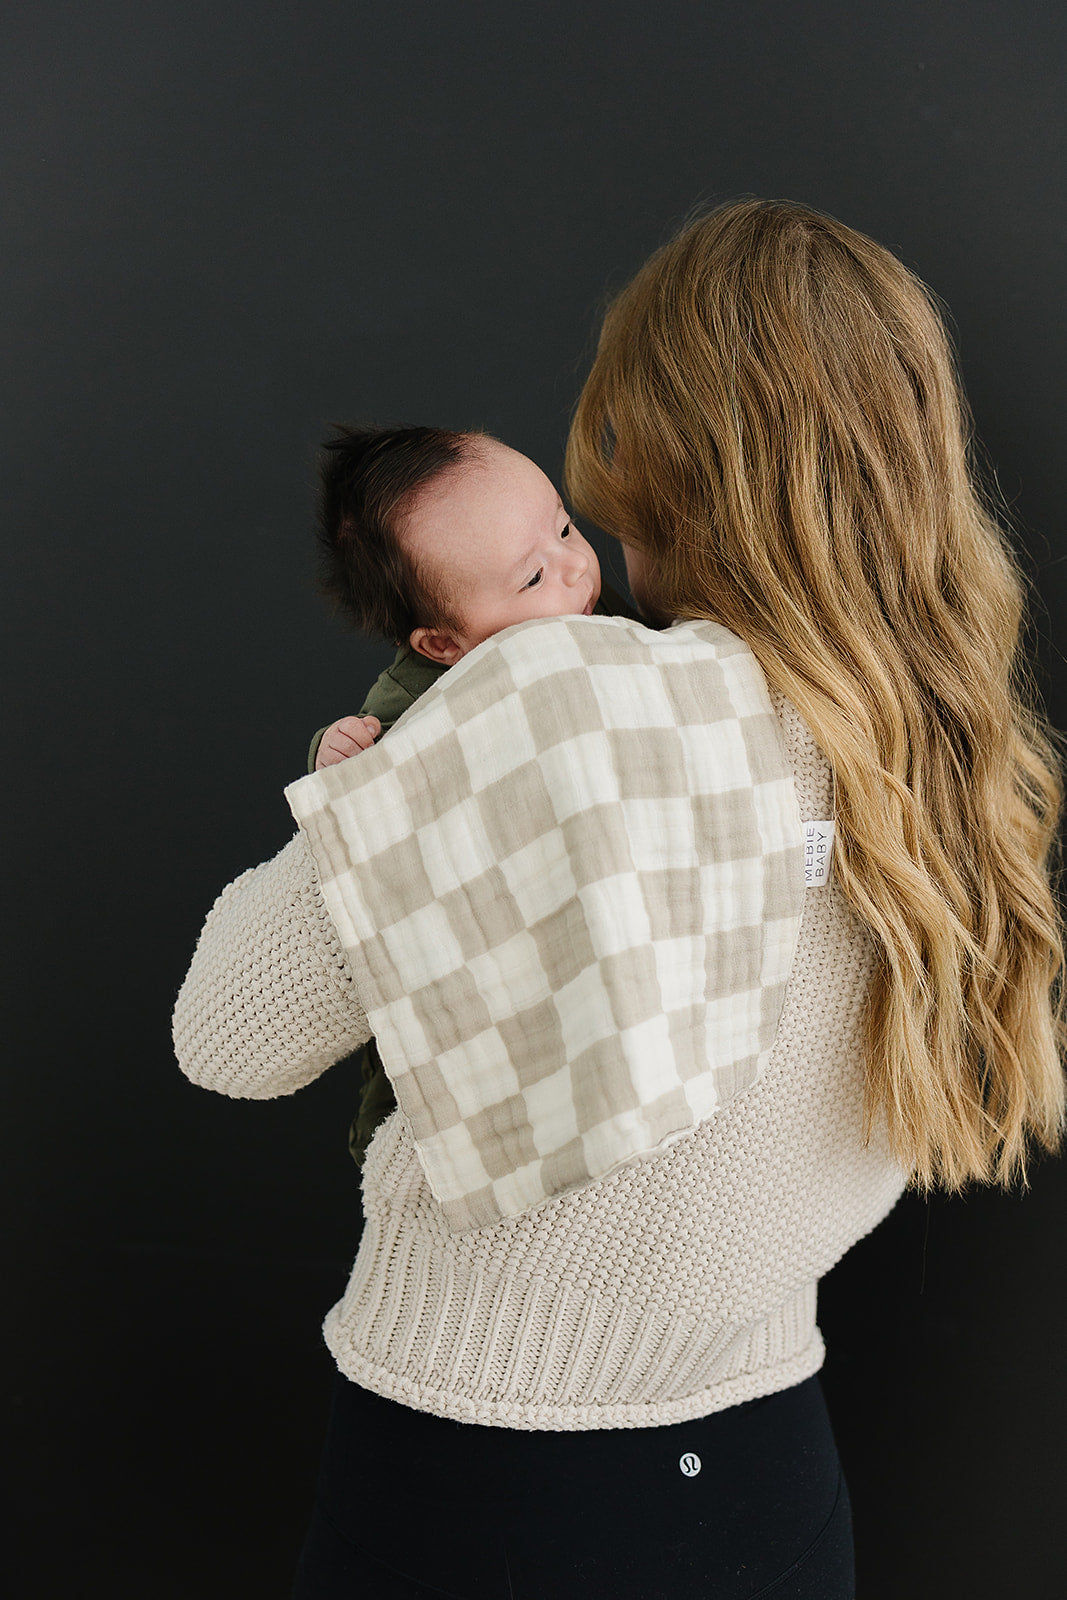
[{"xmin": 409, "ymin": 626, "xmax": 464, "ymax": 666}]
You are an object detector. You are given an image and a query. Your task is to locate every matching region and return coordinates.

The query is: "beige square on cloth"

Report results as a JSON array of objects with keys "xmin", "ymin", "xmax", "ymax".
[{"xmin": 285, "ymin": 614, "xmax": 806, "ymax": 1232}]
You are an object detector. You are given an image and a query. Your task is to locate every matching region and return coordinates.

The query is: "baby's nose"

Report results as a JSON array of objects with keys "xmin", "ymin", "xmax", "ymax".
[{"xmin": 563, "ymin": 546, "xmax": 588, "ymax": 582}]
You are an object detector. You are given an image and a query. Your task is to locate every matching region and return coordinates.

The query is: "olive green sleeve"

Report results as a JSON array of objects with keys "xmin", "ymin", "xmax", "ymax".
[
  {"xmin": 356, "ymin": 663, "xmax": 423, "ymax": 734},
  {"xmin": 307, "ymin": 726, "xmax": 329, "ymax": 774},
  {"xmin": 306, "ymin": 647, "xmax": 447, "ymax": 773}
]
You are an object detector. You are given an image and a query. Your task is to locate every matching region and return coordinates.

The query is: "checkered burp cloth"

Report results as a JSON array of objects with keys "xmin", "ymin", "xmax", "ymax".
[{"xmin": 285, "ymin": 614, "xmax": 805, "ymax": 1232}]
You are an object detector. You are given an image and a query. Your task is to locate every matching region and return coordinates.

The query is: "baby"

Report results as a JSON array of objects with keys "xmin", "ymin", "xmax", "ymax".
[
  {"xmin": 311, "ymin": 424, "xmax": 637, "ymax": 1169},
  {"xmin": 311, "ymin": 424, "xmax": 625, "ymax": 770}
]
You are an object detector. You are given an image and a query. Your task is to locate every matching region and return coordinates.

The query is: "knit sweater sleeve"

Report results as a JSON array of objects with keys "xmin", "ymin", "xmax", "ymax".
[{"xmin": 172, "ymin": 831, "xmax": 373, "ymax": 1099}]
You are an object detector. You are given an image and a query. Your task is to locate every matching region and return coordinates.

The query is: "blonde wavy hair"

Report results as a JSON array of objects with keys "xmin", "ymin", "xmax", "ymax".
[{"xmin": 566, "ymin": 198, "xmax": 1066, "ymax": 1194}]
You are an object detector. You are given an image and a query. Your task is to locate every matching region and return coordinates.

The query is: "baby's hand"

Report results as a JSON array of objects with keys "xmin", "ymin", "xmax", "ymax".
[{"xmin": 315, "ymin": 715, "xmax": 382, "ymax": 769}]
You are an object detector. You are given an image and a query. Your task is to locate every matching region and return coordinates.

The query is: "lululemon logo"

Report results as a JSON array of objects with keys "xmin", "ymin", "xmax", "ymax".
[{"xmin": 679, "ymin": 1452, "xmax": 701, "ymax": 1477}]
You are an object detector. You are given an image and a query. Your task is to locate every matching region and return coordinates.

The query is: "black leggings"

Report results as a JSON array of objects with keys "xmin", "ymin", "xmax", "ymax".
[{"xmin": 292, "ymin": 1371, "xmax": 854, "ymax": 1599}]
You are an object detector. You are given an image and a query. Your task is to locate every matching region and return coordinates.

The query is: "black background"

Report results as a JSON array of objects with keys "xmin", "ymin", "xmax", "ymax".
[{"xmin": 6, "ymin": 3, "xmax": 1066, "ymax": 1595}]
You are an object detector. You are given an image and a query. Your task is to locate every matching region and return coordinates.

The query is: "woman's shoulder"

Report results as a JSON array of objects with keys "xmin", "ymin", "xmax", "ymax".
[
  {"xmin": 458, "ymin": 611, "xmax": 753, "ymax": 670},
  {"xmin": 400, "ymin": 614, "xmax": 774, "ymax": 754}
]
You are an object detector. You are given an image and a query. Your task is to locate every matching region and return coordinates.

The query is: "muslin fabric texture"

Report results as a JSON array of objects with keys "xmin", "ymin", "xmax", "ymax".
[
  {"xmin": 285, "ymin": 614, "xmax": 807, "ymax": 1232},
  {"xmin": 173, "ymin": 625, "xmax": 909, "ymax": 1430}
]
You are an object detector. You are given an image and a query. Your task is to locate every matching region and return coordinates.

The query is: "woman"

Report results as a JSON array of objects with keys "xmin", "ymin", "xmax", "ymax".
[{"xmin": 173, "ymin": 200, "xmax": 1066, "ymax": 1598}]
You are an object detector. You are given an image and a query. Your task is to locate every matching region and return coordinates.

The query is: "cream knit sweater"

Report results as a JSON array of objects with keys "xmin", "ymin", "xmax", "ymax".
[{"xmin": 173, "ymin": 690, "xmax": 909, "ymax": 1430}]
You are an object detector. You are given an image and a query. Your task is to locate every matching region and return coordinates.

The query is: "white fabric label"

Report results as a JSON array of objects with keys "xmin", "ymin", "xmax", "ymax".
[{"xmin": 804, "ymin": 820, "xmax": 835, "ymax": 887}]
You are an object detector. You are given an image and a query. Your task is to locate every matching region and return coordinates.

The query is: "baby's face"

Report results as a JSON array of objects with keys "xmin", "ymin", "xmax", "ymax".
[{"xmin": 400, "ymin": 440, "xmax": 601, "ymax": 664}]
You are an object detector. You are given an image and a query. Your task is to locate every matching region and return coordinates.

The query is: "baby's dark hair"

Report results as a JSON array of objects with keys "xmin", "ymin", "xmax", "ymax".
[{"xmin": 316, "ymin": 424, "xmax": 488, "ymax": 643}]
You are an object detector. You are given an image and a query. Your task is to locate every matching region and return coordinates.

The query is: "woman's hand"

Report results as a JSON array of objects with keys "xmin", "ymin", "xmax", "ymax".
[{"xmin": 315, "ymin": 715, "xmax": 381, "ymax": 769}]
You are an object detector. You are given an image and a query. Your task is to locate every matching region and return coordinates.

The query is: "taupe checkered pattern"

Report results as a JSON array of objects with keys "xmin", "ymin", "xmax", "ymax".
[{"xmin": 285, "ymin": 615, "xmax": 805, "ymax": 1232}]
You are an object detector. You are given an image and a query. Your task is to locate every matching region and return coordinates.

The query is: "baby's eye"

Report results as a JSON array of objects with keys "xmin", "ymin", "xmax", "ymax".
[
  {"xmin": 560, "ymin": 522, "xmax": 572, "ymax": 538},
  {"xmin": 524, "ymin": 568, "xmax": 544, "ymax": 589}
]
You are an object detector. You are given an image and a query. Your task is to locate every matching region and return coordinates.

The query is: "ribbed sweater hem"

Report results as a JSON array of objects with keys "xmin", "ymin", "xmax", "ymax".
[
  {"xmin": 324, "ymin": 1329, "xmax": 826, "ymax": 1431},
  {"xmin": 321, "ymin": 1244, "xmax": 826, "ymax": 1430}
]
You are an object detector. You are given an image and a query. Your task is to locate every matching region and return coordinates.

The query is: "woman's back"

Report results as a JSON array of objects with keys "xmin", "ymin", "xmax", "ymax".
[{"xmin": 320, "ymin": 689, "xmax": 909, "ymax": 1427}]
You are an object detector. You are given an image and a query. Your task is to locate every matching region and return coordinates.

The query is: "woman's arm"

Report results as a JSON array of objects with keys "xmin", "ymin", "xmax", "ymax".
[{"xmin": 172, "ymin": 831, "xmax": 373, "ymax": 1099}]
